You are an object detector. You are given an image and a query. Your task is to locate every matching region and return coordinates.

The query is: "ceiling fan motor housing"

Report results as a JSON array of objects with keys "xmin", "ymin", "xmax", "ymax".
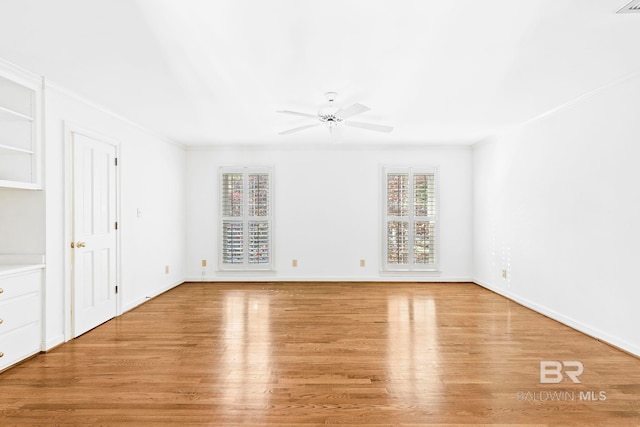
[
  {"xmin": 319, "ymin": 91, "xmax": 341, "ymax": 126},
  {"xmin": 319, "ymin": 111, "xmax": 342, "ymax": 123}
]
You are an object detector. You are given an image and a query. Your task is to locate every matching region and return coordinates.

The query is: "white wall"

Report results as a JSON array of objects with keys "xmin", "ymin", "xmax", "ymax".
[
  {"xmin": 472, "ymin": 74, "xmax": 640, "ymax": 356},
  {"xmin": 43, "ymin": 84, "xmax": 186, "ymax": 349},
  {"xmin": 186, "ymin": 145, "xmax": 472, "ymax": 282},
  {"xmin": 0, "ymin": 189, "xmax": 44, "ymax": 254}
]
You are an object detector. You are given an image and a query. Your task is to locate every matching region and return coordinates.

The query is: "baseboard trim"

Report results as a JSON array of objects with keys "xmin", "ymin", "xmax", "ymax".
[
  {"xmin": 473, "ymin": 278, "xmax": 640, "ymax": 358},
  {"xmin": 185, "ymin": 276, "xmax": 474, "ymax": 283},
  {"xmin": 42, "ymin": 334, "xmax": 65, "ymax": 352},
  {"xmin": 121, "ymin": 280, "xmax": 184, "ymax": 313}
]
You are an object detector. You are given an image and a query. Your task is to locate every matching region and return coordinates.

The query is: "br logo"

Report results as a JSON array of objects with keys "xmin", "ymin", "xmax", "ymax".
[{"xmin": 540, "ymin": 361, "xmax": 584, "ymax": 384}]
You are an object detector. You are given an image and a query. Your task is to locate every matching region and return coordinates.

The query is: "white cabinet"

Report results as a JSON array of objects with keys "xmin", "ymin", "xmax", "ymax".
[
  {"xmin": 0, "ymin": 266, "xmax": 43, "ymax": 371},
  {"xmin": 0, "ymin": 59, "xmax": 42, "ymax": 189},
  {"xmin": 0, "ymin": 59, "xmax": 46, "ymax": 372}
]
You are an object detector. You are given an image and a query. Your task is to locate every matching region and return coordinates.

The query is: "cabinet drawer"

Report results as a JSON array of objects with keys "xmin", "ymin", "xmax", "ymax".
[
  {"xmin": 0, "ymin": 321, "xmax": 40, "ymax": 371},
  {"xmin": 0, "ymin": 293, "xmax": 40, "ymax": 334},
  {"xmin": 0, "ymin": 269, "xmax": 41, "ymax": 301}
]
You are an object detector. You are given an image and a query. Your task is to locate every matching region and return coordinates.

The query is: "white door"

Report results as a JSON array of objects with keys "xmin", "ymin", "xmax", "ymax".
[{"xmin": 71, "ymin": 131, "xmax": 118, "ymax": 337}]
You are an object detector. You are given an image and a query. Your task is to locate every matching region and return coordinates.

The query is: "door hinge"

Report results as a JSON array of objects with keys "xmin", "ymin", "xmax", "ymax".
[
  {"xmin": 115, "ymin": 285, "xmax": 118, "ymax": 294},
  {"xmin": 115, "ymin": 221, "xmax": 118, "ymax": 230},
  {"xmin": 115, "ymin": 157, "xmax": 118, "ymax": 166}
]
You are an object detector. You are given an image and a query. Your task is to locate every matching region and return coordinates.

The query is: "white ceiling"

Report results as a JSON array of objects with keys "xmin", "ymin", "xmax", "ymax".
[{"xmin": 0, "ymin": 0, "xmax": 638, "ymax": 146}]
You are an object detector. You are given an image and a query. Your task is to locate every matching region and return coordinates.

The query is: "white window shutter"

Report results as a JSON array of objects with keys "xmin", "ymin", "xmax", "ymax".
[
  {"xmin": 222, "ymin": 221, "xmax": 244, "ymax": 264},
  {"xmin": 220, "ymin": 168, "xmax": 273, "ymax": 270},
  {"xmin": 387, "ymin": 221, "xmax": 409, "ymax": 265},
  {"xmin": 221, "ymin": 173, "xmax": 243, "ymax": 217},
  {"xmin": 383, "ymin": 167, "xmax": 438, "ymax": 271},
  {"xmin": 387, "ymin": 173, "xmax": 409, "ymax": 217},
  {"xmin": 248, "ymin": 173, "xmax": 269, "ymax": 216},
  {"xmin": 413, "ymin": 173, "xmax": 436, "ymax": 265},
  {"xmin": 248, "ymin": 221, "xmax": 269, "ymax": 264}
]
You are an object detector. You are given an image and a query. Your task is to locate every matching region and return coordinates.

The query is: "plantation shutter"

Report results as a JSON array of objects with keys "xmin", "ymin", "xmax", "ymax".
[
  {"xmin": 220, "ymin": 168, "xmax": 273, "ymax": 270},
  {"xmin": 247, "ymin": 173, "xmax": 270, "ymax": 265},
  {"xmin": 383, "ymin": 167, "xmax": 437, "ymax": 270},
  {"xmin": 221, "ymin": 173, "xmax": 244, "ymax": 264},
  {"xmin": 413, "ymin": 172, "xmax": 436, "ymax": 265},
  {"xmin": 386, "ymin": 173, "xmax": 409, "ymax": 265}
]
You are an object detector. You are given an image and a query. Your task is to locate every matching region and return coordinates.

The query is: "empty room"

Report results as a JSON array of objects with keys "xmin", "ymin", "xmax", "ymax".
[{"xmin": 0, "ymin": 0, "xmax": 639, "ymax": 425}]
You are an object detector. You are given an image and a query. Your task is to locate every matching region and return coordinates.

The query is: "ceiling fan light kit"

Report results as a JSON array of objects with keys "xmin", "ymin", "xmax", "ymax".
[{"xmin": 277, "ymin": 92, "xmax": 393, "ymax": 135}]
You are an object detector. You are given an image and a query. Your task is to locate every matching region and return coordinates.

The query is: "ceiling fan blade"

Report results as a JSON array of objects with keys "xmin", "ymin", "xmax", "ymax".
[
  {"xmin": 336, "ymin": 103, "xmax": 370, "ymax": 120},
  {"xmin": 344, "ymin": 121, "xmax": 394, "ymax": 133},
  {"xmin": 278, "ymin": 123, "xmax": 320, "ymax": 135},
  {"xmin": 276, "ymin": 110, "xmax": 317, "ymax": 119}
]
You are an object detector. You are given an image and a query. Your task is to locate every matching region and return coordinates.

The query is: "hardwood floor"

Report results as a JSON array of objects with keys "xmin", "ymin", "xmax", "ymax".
[{"xmin": 1, "ymin": 282, "xmax": 639, "ymax": 426}]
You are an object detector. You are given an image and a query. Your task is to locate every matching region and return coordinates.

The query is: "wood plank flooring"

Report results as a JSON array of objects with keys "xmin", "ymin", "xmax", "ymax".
[{"xmin": 1, "ymin": 282, "xmax": 639, "ymax": 426}]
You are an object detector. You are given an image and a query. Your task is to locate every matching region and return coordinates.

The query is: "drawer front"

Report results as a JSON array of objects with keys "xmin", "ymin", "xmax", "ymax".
[
  {"xmin": 0, "ymin": 322, "xmax": 40, "ymax": 371},
  {"xmin": 0, "ymin": 270, "xmax": 41, "ymax": 301},
  {"xmin": 0, "ymin": 293, "xmax": 40, "ymax": 334}
]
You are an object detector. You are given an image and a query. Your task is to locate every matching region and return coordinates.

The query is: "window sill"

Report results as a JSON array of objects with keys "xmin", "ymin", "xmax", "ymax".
[
  {"xmin": 216, "ymin": 269, "xmax": 276, "ymax": 275},
  {"xmin": 380, "ymin": 269, "xmax": 441, "ymax": 275}
]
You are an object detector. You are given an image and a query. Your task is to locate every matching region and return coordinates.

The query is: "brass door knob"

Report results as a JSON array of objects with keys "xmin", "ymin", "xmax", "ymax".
[
  {"xmin": 0, "ymin": 352, "xmax": 4, "ymax": 358},
  {"xmin": 76, "ymin": 242, "xmax": 86, "ymax": 248},
  {"xmin": 0, "ymin": 319, "xmax": 3, "ymax": 325},
  {"xmin": 0, "ymin": 288, "xmax": 3, "ymax": 294}
]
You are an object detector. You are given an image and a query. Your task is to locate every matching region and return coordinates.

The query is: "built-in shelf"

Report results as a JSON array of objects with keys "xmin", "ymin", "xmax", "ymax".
[
  {"xmin": 0, "ymin": 61, "xmax": 41, "ymax": 189},
  {"xmin": 0, "ymin": 180, "xmax": 40, "ymax": 190},
  {"xmin": 0, "ymin": 105, "xmax": 33, "ymax": 122},
  {"xmin": 0, "ymin": 143, "xmax": 34, "ymax": 155}
]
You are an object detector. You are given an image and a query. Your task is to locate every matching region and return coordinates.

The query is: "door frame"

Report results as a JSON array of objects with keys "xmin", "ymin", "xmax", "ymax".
[{"xmin": 63, "ymin": 121, "xmax": 121, "ymax": 341}]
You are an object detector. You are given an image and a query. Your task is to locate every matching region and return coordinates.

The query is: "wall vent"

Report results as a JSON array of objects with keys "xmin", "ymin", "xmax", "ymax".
[{"xmin": 616, "ymin": 0, "xmax": 640, "ymax": 13}]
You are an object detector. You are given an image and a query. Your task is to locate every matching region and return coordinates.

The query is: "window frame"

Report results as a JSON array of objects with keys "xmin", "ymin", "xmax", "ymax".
[
  {"xmin": 218, "ymin": 166, "xmax": 274, "ymax": 271},
  {"xmin": 381, "ymin": 165, "xmax": 439, "ymax": 272}
]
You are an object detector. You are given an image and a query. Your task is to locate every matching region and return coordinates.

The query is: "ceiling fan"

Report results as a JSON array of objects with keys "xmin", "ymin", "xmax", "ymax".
[{"xmin": 277, "ymin": 92, "xmax": 394, "ymax": 135}]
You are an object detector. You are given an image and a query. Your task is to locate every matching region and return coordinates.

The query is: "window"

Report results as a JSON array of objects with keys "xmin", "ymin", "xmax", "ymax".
[
  {"xmin": 219, "ymin": 167, "xmax": 273, "ymax": 270},
  {"xmin": 383, "ymin": 167, "xmax": 438, "ymax": 271}
]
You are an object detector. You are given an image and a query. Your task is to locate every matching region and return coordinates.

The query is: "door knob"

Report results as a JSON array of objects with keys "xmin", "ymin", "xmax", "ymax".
[{"xmin": 73, "ymin": 241, "xmax": 86, "ymax": 248}]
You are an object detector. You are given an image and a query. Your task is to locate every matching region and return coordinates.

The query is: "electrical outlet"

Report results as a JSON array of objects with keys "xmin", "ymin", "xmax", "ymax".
[
  {"xmin": 360, "ymin": 259, "xmax": 366, "ymax": 267},
  {"xmin": 292, "ymin": 259, "xmax": 298, "ymax": 267},
  {"xmin": 165, "ymin": 265, "xmax": 169, "ymax": 274},
  {"xmin": 501, "ymin": 269, "xmax": 507, "ymax": 279},
  {"xmin": 201, "ymin": 259, "xmax": 207, "ymax": 267}
]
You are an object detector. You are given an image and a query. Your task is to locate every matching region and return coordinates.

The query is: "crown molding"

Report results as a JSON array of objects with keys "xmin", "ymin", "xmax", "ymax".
[
  {"xmin": 185, "ymin": 142, "xmax": 474, "ymax": 152},
  {"xmin": 472, "ymin": 70, "xmax": 640, "ymax": 150},
  {"xmin": 44, "ymin": 79, "xmax": 185, "ymax": 150}
]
